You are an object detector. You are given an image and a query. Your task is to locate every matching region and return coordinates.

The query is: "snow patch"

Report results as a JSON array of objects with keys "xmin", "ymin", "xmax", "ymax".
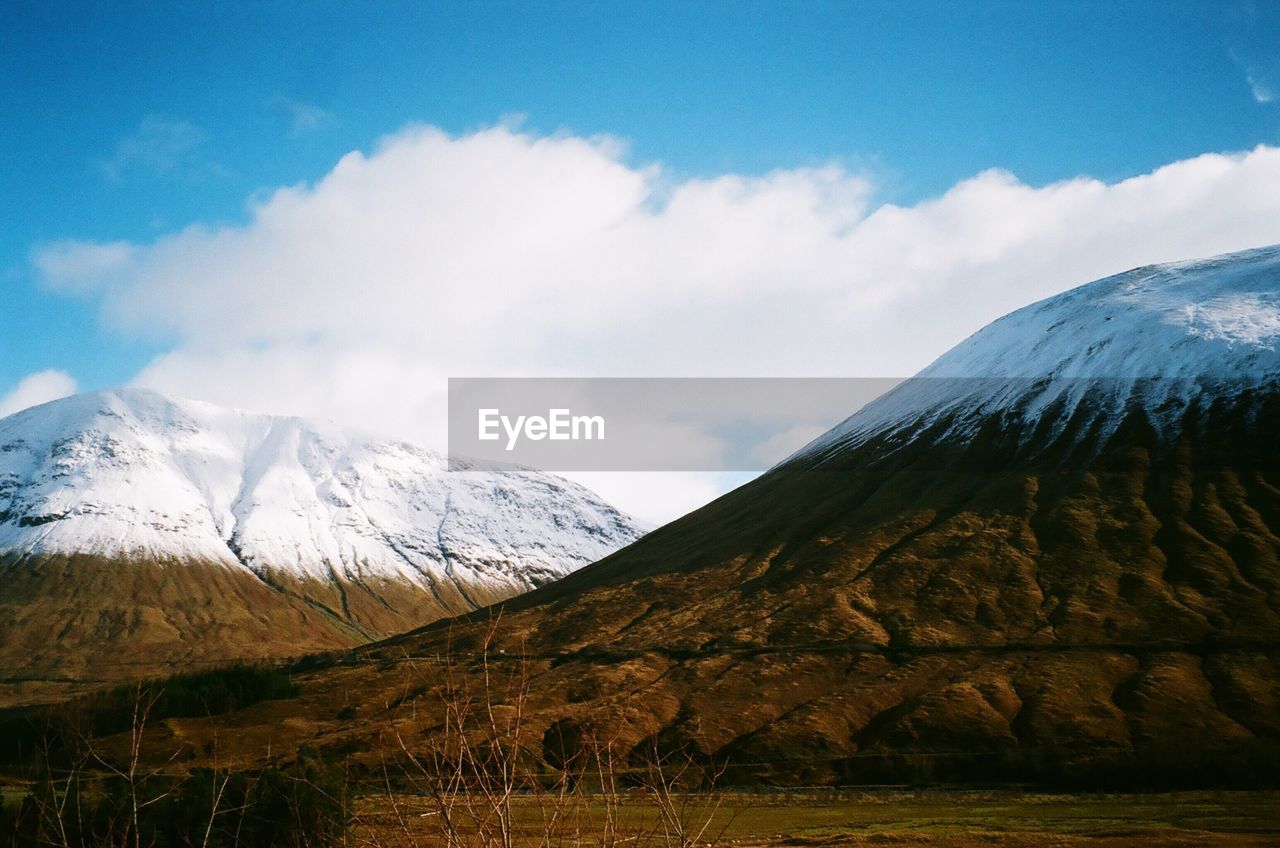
[{"xmin": 1172, "ymin": 293, "xmax": 1280, "ymax": 348}]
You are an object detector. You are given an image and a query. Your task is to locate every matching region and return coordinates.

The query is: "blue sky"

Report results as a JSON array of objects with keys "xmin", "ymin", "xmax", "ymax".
[
  {"xmin": 2, "ymin": 1, "xmax": 1280, "ymax": 522},
  {"xmin": 4, "ymin": 1, "xmax": 1279, "ymax": 389}
]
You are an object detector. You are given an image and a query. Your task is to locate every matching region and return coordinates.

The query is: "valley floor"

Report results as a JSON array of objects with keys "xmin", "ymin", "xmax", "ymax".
[{"xmin": 351, "ymin": 789, "xmax": 1280, "ymax": 847}]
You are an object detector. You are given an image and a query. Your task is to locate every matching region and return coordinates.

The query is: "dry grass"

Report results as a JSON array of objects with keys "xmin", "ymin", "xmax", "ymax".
[{"xmin": 349, "ymin": 789, "xmax": 1280, "ymax": 847}]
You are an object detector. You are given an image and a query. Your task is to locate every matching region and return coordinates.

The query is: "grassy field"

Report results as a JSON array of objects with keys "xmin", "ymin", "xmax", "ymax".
[{"xmin": 350, "ymin": 789, "xmax": 1280, "ymax": 847}]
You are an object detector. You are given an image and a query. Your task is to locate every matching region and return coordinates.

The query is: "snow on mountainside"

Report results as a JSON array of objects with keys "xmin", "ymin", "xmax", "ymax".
[
  {"xmin": 0, "ymin": 389, "xmax": 645, "ymax": 596},
  {"xmin": 798, "ymin": 243, "xmax": 1280, "ymax": 462}
]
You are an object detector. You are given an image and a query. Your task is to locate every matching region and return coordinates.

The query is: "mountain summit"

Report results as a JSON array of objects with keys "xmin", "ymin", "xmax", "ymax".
[
  {"xmin": 800, "ymin": 243, "xmax": 1280, "ymax": 464},
  {"xmin": 0, "ymin": 389, "xmax": 643, "ymax": 705}
]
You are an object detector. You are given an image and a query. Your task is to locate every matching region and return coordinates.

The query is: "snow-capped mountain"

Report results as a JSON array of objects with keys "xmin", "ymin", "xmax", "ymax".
[
  {"xmin": 324, "ymin": 244, "xmax": 1280, "ymax": 785},
  {"xmin": 0, "ymin": 389, "xmax": 644, "ymax": 704},
  {"xmin": 799, "ymin": 243, "xmax": 1280, "ymax": 463},
  {"xmin": 0, "ymin": 389, "xmax": 643, "ymax": 593}
]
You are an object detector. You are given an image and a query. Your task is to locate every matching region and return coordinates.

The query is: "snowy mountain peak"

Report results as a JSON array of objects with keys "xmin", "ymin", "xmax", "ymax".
[
  {"xmin": 0, "ymin": 388, "xmax": 644, "ymax": 596},
  {"xmin": 799, "ymin": 243, "xmax": 1280, "ymax": 462},
  {"xmin": 921, "ymin": 243, "xmax": 1280, "ymax": 381}
]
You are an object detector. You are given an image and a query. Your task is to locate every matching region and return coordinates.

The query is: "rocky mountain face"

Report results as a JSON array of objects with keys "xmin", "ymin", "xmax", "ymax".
[
  {"xmin": 0, "ymin": 389, "xmax": 644, "ymax": 706},
  {"xmin": 133, "ymin": 245, "xmax": 1280, "ymax": 787}
]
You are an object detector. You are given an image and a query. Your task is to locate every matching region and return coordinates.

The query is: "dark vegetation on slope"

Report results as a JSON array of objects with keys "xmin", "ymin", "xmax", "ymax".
[
  {"xmin": 0, "ymin": 664, "xmax": 299, "ymax": 768},
  {"xmin": 0, "ymin": 745, "xmax": 349, "ymax": 848}
]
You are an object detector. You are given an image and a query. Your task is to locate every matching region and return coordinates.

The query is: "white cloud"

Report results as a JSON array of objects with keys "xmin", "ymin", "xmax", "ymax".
[
  {"xmin": 97, "ymin": 116, "xmax": 220, "ymax": 182},
  {"xmin": 1248, "ymin": 72, "xmax": 1276, "ymax": 104},
  {"xmin": 34, "ymin": 124, "xmax": 1280, "ymax": 522},
  {"xmin": 751, "ymin": 424, "xmax": 833, "ymax": 468},
  {"xmin": 273, "ymin": 98, "xmax": 337, "ymax": 138},
  {"xmin": 34, "ymin": 241, "xmax": 136, "ymax": 294},
  {"xmin": 563, "ymin": 471, "xmax": 752, "ymax": 529},
  {"xmin": 0, "ymin": 370, "xmax": 78, "ymax": 419},
  {"xmin": 1229, "ymin": 47, "xmax": 1277, "ymax": 105}
]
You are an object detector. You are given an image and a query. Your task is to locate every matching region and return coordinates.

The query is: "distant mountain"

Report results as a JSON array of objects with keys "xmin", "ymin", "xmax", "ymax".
[
  {"xmin": 0, "ymin": 389, "xmax": 644, "ymax": 705},
  {"xmin": 169, "ymin": 245, "xmax": 1280, "ymax": 786}
]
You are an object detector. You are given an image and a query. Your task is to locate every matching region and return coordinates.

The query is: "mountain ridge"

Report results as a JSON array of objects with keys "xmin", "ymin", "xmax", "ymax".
[{"xmin": 0, "ymin": 388, "xmax": 642, "ymax": 582}]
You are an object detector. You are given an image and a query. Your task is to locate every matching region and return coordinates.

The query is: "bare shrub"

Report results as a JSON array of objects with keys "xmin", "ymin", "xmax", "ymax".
[{"xmin": 367, "ymin": 616, "xmax": 744, "ymax": 848}]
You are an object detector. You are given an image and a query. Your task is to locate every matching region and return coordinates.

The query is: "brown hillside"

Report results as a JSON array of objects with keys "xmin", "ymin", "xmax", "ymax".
[
  {"xmin": 122, "ymin": 396, "xmax": 1280, "ymax": 786},
  {"xmin": 0, "ymin": 552, "xmax": 513, "ymax": 707}
]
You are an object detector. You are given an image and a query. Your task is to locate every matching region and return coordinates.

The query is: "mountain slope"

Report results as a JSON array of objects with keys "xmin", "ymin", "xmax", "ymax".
[
  {"xmin": 139, "ymin": 245, "xmax": 1280, "ymax": 786},
  {"xmin": 0, "ymin": 389, "xmax": 644, "ymax": 705}
]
